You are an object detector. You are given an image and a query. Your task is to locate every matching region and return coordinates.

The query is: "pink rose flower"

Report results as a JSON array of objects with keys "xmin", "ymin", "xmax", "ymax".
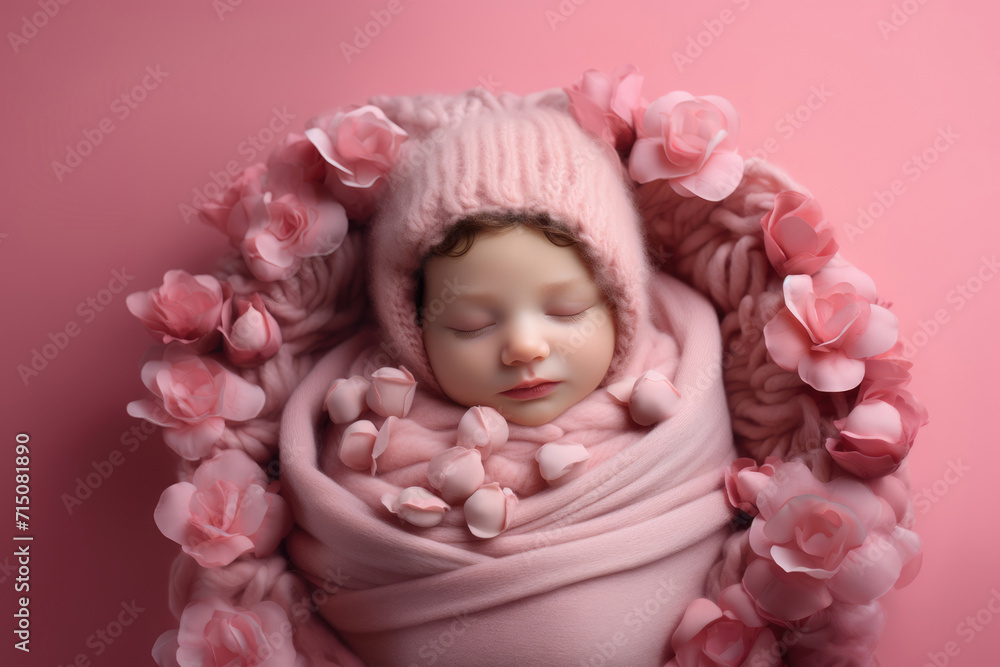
[
  {"xmin": 305, "ymin": 104, "xmax": 408, "ymax": 188},
  {"xmin": 366, "ymin": 366, "xmax": 416, "ymax": 418},
  {"xmin": 565, "ymin": 64, "xmax": 644, "ymax": 153},
  {"xmin": 724, "ymin": 456, "xmax": 782, "ymax": 517},
  {"xmin": 197, "ymin": 163, "xmax": 267, "ymax": 242},
  {"xmin": 153, "ymin": 449, "xmax": 292, "ymax": 568},
  {"xmin": 464, "ymin": 483, "xmax": 517, "ymax": 539},
  {"xmin": 826, "ymin": 363, "xmax": 928, "ymax": 478},
  {"xmin": 763, "ymin": 274, "xmax": 898, "ymax": 392},
  {"xmin": 239, "ymin": 183, "xmax": 349, "ymax": 282},
  {"xmin": 127, "ymin": 346, "xmax": 266, "ymax": 460},
  {"xmin": 456, "ymin": 406, "xmax": 508, "ymax": 459},
  {"xmin": 535, "ymin": 442, "xmax": 590, "ymax": 485},
  {"xmin": 427, "ymin": 447, "xmax": 485, "ymax": 503},
  {"xmin": 324, "ymin": 375, "xmax": 371, "ymax": 424},
  {"xmin": 152, "ymin": 597, "xmax": 299, "ymax": 667},
  {"xmin": 668, "ymin": 585, "xmax": 780, "ymax": 667},
  {"xmin": 760, "ymin": 191, "xmax": 839, "ymax": 276},
  {"xmin": 127, "ymin": 270, "xmax": 226, "ymax": 346},
  {"xmin": 265, "ymin": 132, "xmax": 328, "ymax": 195},
  {"xmin": 382, "ymin": 486, "xmax": 450, "ymax": 528},
  {"xmin": 629, "ymin": 91, "xmax": 744, "ymax": 201},
  {"xmin": 811, "ymin": 254, "xmax": 877, "ymax": 302},
  {"xmin": 219, "ymin": 293, "xmax": 282, "ymax": 367},
  {"xmin": 743, "ymin": 461, "xmax": 920, "ymax": 622}
]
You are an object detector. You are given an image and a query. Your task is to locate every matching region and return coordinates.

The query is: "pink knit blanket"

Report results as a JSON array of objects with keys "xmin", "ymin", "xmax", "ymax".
[{"xmin": 280, "ymin": 271, "xmax": 737, "ymax": 665}]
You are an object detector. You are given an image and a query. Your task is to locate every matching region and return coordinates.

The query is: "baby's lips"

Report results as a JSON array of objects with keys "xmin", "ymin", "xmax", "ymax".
[
  {"xmin": 366, "ymin": 366, "xmax": 416, "ymax": 418},
  {"xmin": 464, "ymin": 483, "xmax": 518, "ymax": 539},
  {"xmin": 325, "ymin": 375, "xmax": 370, "ymax": 424},
  {"xmin": 456, "ymin": 406, "xmax": 509, "ymax": 459},
  {"xmin": 382, "ymin": 486, "xmax": 450, "ymax": 528}
]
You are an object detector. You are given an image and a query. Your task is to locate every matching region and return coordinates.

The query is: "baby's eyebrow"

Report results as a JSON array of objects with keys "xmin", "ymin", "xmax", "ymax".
[
  {"xmin": 450, "ymin": 279, "xmax": 593, "ymax": 303},
  {"xmin": 539, "ymin": 279, "xmax": 593, "ymax": 295}
]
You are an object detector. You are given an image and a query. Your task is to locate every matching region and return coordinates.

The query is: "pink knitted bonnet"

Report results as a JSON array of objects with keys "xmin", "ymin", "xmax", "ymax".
[
  {"xmin": 367, "ymin": 94, "xmax": 649, "ymax": 392},
  {"xmin": 127, "ymin": 66, "xmax": 928, "ymax": 666}
]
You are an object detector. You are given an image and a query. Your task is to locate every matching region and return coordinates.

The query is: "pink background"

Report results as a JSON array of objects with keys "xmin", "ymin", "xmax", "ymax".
[{"xmin": 2, "ymin": 0, "xmax": 997, "ymax": 664}]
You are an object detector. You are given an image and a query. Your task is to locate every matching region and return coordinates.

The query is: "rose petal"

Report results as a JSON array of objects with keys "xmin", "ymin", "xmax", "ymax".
[
  {"xmin": 427, "ymin": 447, "xmax": 485, "ymax": 503},
  {"xmin": 798, "ymin": 352, "xmax": 866, "ymax": 392},
  {"xmin": 338, "ymin": 420, "xmax": 380, "ymax": 472},
  {"xmin": 842, "ymin": 305, "xmax": 898, "ymax": 359},
  {"xmin": 325, "ymin": 376, "xmax": 371, "ymax": 424},
  {"xmin": 464, "ymin": 483, "xmax": 517, "ymax": 538},
  {"xmin": 535, "ymin": 442, "xmax": 590, "ymax": 484}
]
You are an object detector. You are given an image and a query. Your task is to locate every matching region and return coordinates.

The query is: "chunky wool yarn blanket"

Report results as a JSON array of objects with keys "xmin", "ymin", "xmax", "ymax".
[{"xmin": 130, "ymin": 66, "xmax": 926, "ymax": 667}]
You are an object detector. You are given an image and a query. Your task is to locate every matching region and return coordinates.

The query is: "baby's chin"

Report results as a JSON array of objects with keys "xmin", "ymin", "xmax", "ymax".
[{"xmin": 476, "ymin": 394, "xmax": 576, "ymax": 427}]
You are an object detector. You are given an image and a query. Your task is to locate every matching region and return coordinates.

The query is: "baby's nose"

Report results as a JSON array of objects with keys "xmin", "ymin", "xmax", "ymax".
[{"xmin": 501, "ymin": 317, "xmax": 550, "ymax": 366}]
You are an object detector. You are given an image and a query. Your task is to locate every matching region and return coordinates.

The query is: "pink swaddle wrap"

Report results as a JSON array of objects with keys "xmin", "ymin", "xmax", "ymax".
[{"xmin": 280, "ymin": 271, "xmax": 736, "ymax": 665}]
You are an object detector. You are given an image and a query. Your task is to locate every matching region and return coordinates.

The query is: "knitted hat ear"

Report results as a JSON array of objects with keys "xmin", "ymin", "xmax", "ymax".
[{"xmin": 367, "ymin": 100, "xmax": 649, "ymax": 393}]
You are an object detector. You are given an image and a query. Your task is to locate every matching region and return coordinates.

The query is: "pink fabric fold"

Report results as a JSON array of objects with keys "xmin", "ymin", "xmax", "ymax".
[{"xmin": 280, "ymin": 272, "xmax": 737, "ymax": 665}]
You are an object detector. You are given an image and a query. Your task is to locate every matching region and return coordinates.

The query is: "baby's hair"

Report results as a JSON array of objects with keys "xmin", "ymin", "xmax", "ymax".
[
  {"xmin": 414, "ymin": 213, "xmax": 579, "ymax": 326},
  {"xmin": 429, "ymin": 212, "xmax": 577, "ymax": 258}
]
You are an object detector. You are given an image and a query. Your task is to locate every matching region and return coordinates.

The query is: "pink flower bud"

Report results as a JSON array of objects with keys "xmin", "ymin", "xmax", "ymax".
[
  {"xmin": 427, "ymin": 447, "xmax": 485, "ymax": 503},
  {"xmin": 338, "ymin": 420, "xmax": 380, "ymax": 473},
  {"xmin": 325, "ymin": 376, "xmax": 371, "ymax": 424},
  {"xmin": 464, "ymin": 483, "xmax": 517, "ymax": 539},
  {"xmin": 366, "ymin": 366, "xmax": 416, "ymax": 418},
  {"xmin": 760, "ymin": 191, "xmax": 839, "ymax": 276},
  {"xmin": 535, "ymin": 443, "xmax": 590, "ymax": 485},
  {"xmin": 724, "ymin": 457, "xmax": 781, "ymax": 516},
  {"xmin": 456, "ymin": 406, "xmax": 509, "ymax": 459},
  {"xmin": 628, "ymin": 370, "xmax": 682, "ymax": 426},
  {"xmin": 221, "ymin": 294, "xmax": 282, "ymax": 366},
  {"xmin": 382, "ymin": 487, "xmax": 449, "ymax": 528}
]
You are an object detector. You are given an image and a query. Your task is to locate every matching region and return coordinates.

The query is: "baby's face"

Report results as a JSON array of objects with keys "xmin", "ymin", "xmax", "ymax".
[{"xmin": 421, "ymin": 226, "xmax": 616, "ymax": 426}]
